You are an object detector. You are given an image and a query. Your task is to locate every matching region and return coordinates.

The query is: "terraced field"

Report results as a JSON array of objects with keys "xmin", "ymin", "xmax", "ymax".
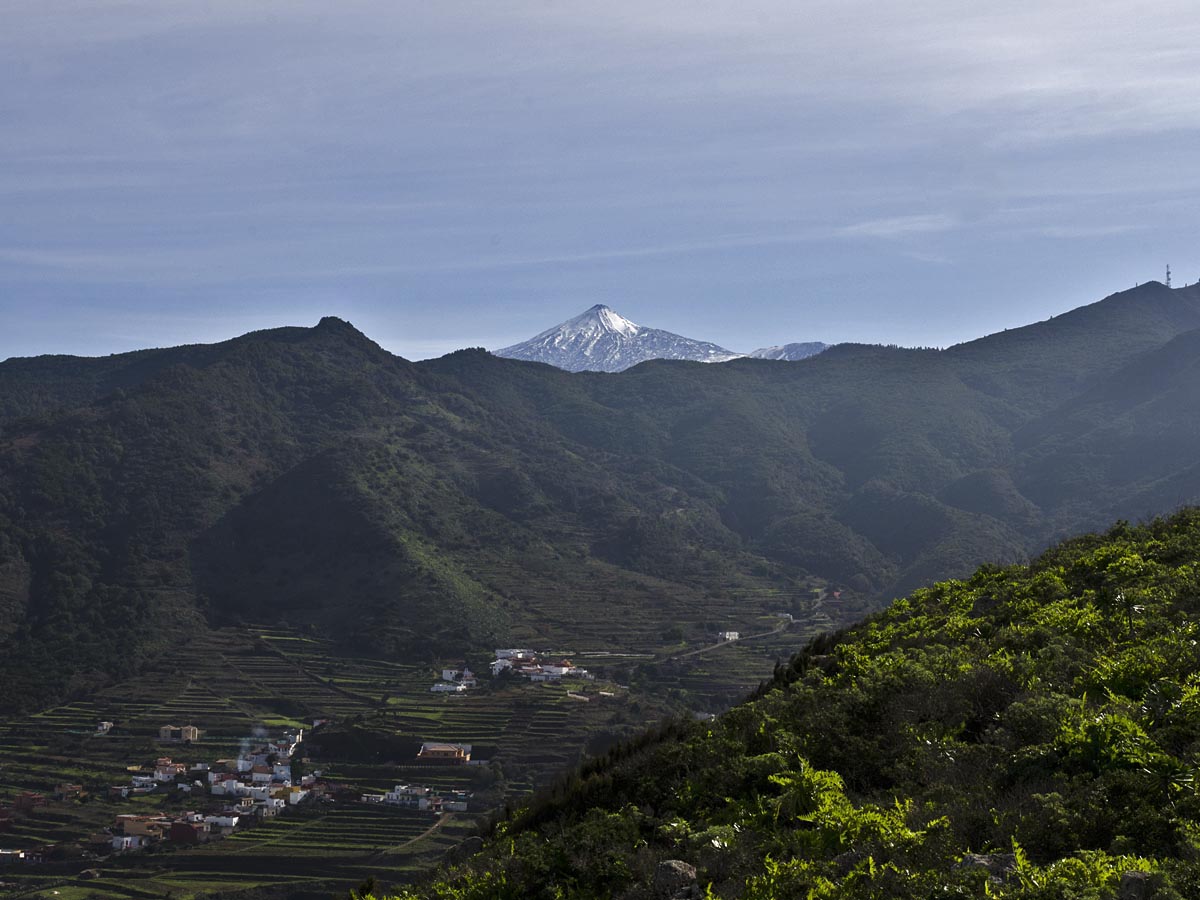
[
  {"xmin": 0, "ymin": 578, "xmax": 842, "ymax": 898},
  {"xmin": 0, "ymin": 806, "xmax": 453, "ymax": 900},
  {"xmin": 0, "ymin": 630, "xmax": 636, "ymax": 898}
]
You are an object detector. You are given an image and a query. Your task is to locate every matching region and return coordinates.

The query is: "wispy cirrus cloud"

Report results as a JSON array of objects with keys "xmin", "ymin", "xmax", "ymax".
[
  {"xmin": 836, "ymin": 214, "xmax": 959, "ymax": 240},
  {"xmin": 1036, "ymin": 224, "xmax": 1149, "ymax": 239}
]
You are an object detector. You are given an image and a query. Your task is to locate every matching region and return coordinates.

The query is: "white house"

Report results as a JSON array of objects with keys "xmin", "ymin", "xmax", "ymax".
[
  {"xmin": 385, "ymin": 784, "xmax": 433, "ymax": 810},
  {"xmin": 430, "ymin": 682, "xmax": 467, "ymax": 693},
  {"xmin": 270, "ymin": 786, "xmax": 309, "ymax": 805},
  {"xmin": 442, "ymin": 791, "xmax": 471, "ymax": 812},
  {"xmin": 718, "ymin": 631, "xmax": 740, "ymax": 641},
  {"xmin": 285, "ymin": 788, "xmax": 309, "ymax": 805},
  {"xmin": 211, "ymin": 778, "xmax": 250, "ymax": 798}
]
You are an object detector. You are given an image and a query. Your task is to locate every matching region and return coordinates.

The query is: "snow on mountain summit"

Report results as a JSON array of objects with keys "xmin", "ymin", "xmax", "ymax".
[
  {"xmin": 747, "ymin": 341, "xmax": 828, "ymax": 361},
  {"xmin": 544, "ymin": 305, "xmax": 640, "ymax": 343},
  {"xmin": 495, "ymin": 305, "xmax": 741, "ymax": 372},
  {"xmin": 581, "ymin": 304, "xmax": 639, "ymax": 338}
]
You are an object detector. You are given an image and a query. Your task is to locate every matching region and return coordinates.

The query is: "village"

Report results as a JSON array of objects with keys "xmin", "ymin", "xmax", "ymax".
[
  {"xmin": 0, "ymin": 596, "xmax": 808, "ymax": 898},
  {"xmin": 0, "ymin": 646, "xmax": 623, "ymax": 869},
  {"xmin": 0, "ymin": 631, "xmax": 772, "ymax": 878},
  {"xmin": 0, "ymin": 720, "xmax": 482, "ymax": 867},
  {"xmin": 105, "ymin": 725, "xmax": 315, "ymax": 852},
  {"xmin": 430, "ymin": 648, "xmax": 594, "ymax": 693}
]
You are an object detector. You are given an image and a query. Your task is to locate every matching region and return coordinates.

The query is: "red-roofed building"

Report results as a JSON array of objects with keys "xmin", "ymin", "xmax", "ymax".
[{"xmin": 415, "ymin": 742, "xmax": 471, "ymax": 765}]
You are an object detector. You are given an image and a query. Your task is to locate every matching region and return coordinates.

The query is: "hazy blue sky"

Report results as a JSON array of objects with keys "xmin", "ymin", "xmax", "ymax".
[{"xmin": 3, "ymin": 1, "xmax": 1199, "ymax": 361}]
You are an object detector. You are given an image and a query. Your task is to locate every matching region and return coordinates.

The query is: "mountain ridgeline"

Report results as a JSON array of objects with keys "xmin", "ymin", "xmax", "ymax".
[
  {"xmin": 1, "ymin": 283, "xmax": 1200, "ymax": 711},
  {"xmin": 747, "ymin": 341, "xmax": 829, "ymax": 361}
]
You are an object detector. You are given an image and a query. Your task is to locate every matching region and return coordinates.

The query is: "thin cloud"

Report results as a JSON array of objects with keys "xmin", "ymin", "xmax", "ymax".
[
  {"xmin": 836, "ymin": 214, "xmax": 959, "ymax": 240},
  {"xmin": 1037, "ymin": 224, "xmax": 1148, "ymax": 239}
]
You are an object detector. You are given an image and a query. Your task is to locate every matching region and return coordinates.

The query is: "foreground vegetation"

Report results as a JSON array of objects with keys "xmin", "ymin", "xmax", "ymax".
[{"xmin": 386, "ymin": 509, "xmax": 1200, "ymax": 899}]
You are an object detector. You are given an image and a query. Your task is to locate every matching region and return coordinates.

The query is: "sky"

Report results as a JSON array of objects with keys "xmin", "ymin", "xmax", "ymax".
[{"xmin": 2, "ymin": 1, "xmax": 1200, "ymax": 361}]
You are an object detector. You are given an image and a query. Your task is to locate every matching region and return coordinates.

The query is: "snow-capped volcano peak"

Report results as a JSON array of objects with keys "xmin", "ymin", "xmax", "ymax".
[
  {"xmin": 543, "ymin": 304, "xmax": 641, "ymax": 343},
  {"xmin": 581, "ymin": 304, "xmax": 639, "ymax": 338},
  {"xmin": 495, "ymin": 304, "xmax": 741, "ymax": 372}
]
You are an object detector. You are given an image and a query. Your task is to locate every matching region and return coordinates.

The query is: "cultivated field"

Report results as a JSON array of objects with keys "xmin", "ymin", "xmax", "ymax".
[{"xmin": 0, "ymin": 578, "xmax": 852, "ymax": 899}]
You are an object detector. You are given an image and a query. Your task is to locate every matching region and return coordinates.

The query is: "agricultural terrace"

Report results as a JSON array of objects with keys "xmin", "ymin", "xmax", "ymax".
[{"xmin": 0, "ymin": 579, "xmax": 848, "ymax": 898}]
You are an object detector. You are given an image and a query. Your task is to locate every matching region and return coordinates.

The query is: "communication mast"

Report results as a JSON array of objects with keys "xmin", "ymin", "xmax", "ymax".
[{"xmin": 1166, "ymin": 264, "xmax": 1172, "ymax": 288}]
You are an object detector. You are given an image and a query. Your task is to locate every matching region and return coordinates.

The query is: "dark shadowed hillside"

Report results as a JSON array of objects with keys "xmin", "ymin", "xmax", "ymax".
[{"xmin": 2, "ymin": 284, "xmax": 1200, "ymax": 712}]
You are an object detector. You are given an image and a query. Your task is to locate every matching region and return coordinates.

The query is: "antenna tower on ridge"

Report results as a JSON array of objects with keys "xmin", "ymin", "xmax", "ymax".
[{"xmin": 1166, "ymin": 264, "xmax": 1172, "ymax": 288}]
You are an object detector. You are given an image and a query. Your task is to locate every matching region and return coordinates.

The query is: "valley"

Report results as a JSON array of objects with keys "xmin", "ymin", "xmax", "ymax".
[{"xmin": 1, "ymin": 280, "xmax": 1200, "ymax": 897}]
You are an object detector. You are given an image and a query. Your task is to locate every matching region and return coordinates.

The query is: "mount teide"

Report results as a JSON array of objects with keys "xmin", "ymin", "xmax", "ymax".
[
  {"xmin": 494, "ymin": 304, "xmax": 826, "ymax": 372},
  {"xmin": 495, "ymin": 304, "xmax": 741, "ymax": 372}
]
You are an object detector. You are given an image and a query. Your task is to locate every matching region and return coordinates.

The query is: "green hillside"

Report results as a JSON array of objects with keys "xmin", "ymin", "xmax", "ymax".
[
  {"xmin": 3, "ymin": 285, "xmax": 1200, "ymax": 713},
  {"xmin": 389, "ymin": 508, "xmax": 1200, "ymax": 899}
]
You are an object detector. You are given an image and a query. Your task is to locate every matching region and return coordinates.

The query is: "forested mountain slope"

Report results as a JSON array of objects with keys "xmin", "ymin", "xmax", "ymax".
[
  {"xmin": 2, "ymin": 284, "xmax": 1200, "ymax": 713},
  {"xmin": 389, "ymin": 509, "xmax": 1200, "ymax": 899}
]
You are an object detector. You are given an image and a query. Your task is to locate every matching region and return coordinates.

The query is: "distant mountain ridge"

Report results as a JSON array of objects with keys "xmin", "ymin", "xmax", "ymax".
[
  {"xmin": 747, "ymin": 341, "xmax": 828, "ymax": 361},
  {"xmin": 495, "ymin": 304, "xmax": 826, "ymax": 372},
  {"xmin": 3, "ymin": 280, "xmax": 1200, "ymax": 713}
]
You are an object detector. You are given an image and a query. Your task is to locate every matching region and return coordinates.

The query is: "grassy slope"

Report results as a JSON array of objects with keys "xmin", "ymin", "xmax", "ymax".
[{"xmin": 393, "ymin": 508, "xmax": 1200, "ymax": 899}]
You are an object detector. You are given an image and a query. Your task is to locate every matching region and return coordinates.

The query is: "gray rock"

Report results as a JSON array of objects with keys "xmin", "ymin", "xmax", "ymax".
[
  {"xmin": 1119, "ymin": 872, "xmax": 1155, "ymax": 900},
  {"xmin": 654, "ymin": 859, "xmax": 698, "ymax": 898}
]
